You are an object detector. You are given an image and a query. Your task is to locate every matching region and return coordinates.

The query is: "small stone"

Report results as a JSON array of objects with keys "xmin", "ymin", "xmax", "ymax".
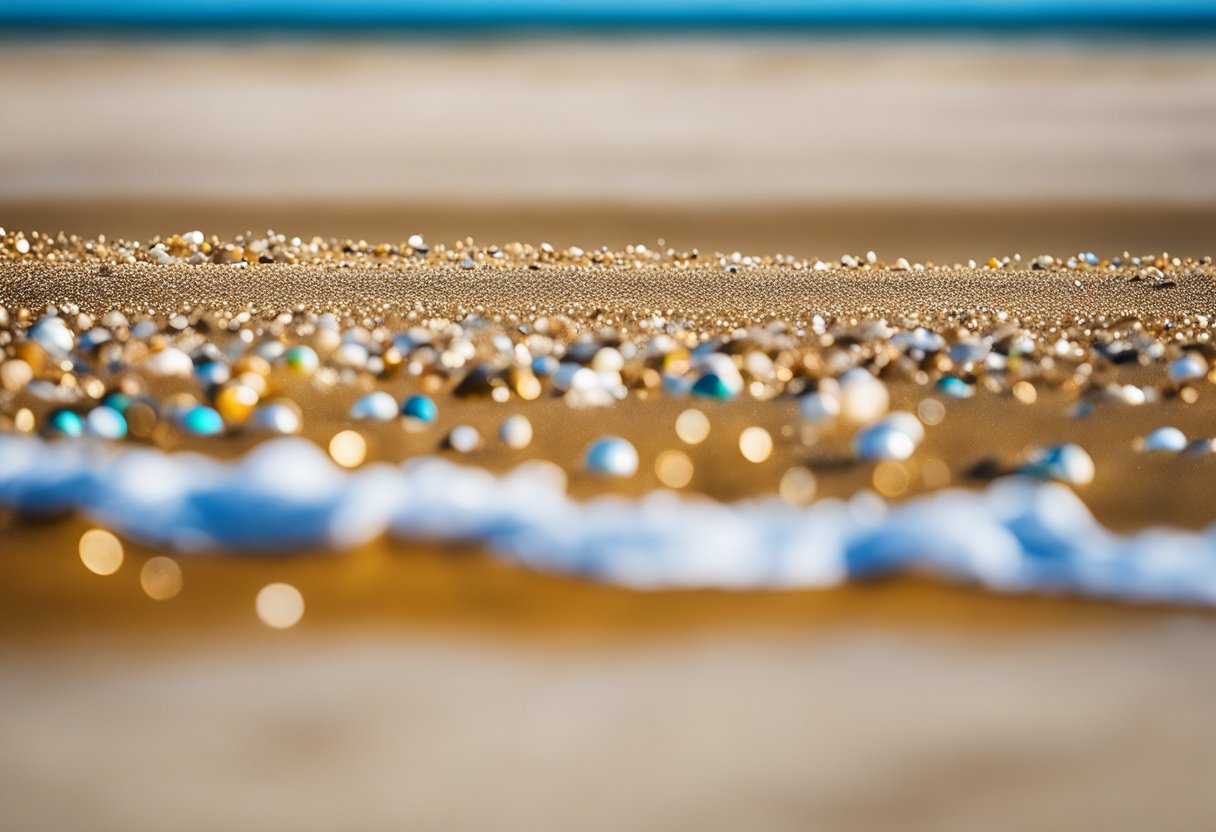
[
  {"xmin": 854, "ymin": 417, "xmax": 919, "ymax": 462},
  {"xmin": 46, "ymin": 409, "xmax": 83, "ymax": 437},
  {"xmin": 447, "ymin": 425, "xmax": 481, "ymax": 453},
  {"xmin": 1182, "ymin": 438, "xmax": 1216, "ymax": 457},
  {"xmin": 350, "ymin": 391, "xmax": 399, "ymax": 422},
  {"xmin": 499, "ymin": 414, "xmax": 533, "ymax": 449},
  {"xmin": 691, "ymin": 373, "xmax": 735, "ymax": 400},
  {"xmin": 143, "ymin": 347, "xmax": 194, "ymax": 378},
  {"xmin": 1140, "ymin": 426, "xmax": 1187, "ymax": 452},
  {"xmin": 936, "ymin": 377, "xmax": 975, "ymax": 399},
  {"xmin": 215, "ymin": 384, "xmax": 259, "ymax": 424},
  {"xmin": 28, "ymin": 316, "xmax": 74, "ymax": 357},
  {"xmin": 179, "ymin": 405, "xmax": 224, "ymax": 436},
  {"xmin": 84, "ymin": 406, "xmax": 127, "ymax": 439},
  {"xmin": 401, "ymin": 394, "xmax": 438, "ymax": 424},
  {"xmin": 249, "ymin": 402, "xmax": 302, "ymax": 435},
  {"xmin": 591, "ymin": 347, "xmax": 625, "ymax": 373},
  {"xmin": 585, "ymin": 436, "xmax": 639, "ymax": 477},
  {"xmin": 1020, "ymin": 444, "xmax": 1095, "ymax": 486},
  {"xmin": 283, "ymin": 345, "xmax": 320, "ymax": 377},
  {"xmin": 1168, "ymin": 352, "xmax": 1209, "ymax": 383}
]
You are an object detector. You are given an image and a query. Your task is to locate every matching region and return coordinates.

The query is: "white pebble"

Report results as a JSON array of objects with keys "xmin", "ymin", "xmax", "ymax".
[
  {"xmin": 585, "ymin": 436, "xmax": 639, "ymax": 477},
  {"xmin": 28, "ymin": 316, "xmax": 74, "ymax": 357},
  {"xmin": 499, "ymin": 415, "xmax": 533, "ymax": 449},
  {"xmin": 1168, "ymin": 352, "xmax": 1209, "ymax": 382},
  {"xmin": 142, "ymin": 347, "xmax": 194, "ymax": 378},
  {"xmin": 349, "ymin": 391, "xmax": 399, "ymax": 422},
  {"xmin": 854, "ymin": 418, "xmax": 918, "ymax": 461},
  {"xmin": 1141, "ymin": 426, "xmax": 1187, "ymax": 453},
  {"xmin": 448, "ymin": 425, "xmax": 481, "ymax": 454},
  {"xmin": 1021, "ymin": 444, "xmax": 1095, "ymax": 486}
]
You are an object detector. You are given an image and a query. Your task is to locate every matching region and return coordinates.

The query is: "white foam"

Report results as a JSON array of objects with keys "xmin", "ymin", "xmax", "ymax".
[{"xmin": 2, "ymin": 434, "xmax": 1215, "ymax": 603}]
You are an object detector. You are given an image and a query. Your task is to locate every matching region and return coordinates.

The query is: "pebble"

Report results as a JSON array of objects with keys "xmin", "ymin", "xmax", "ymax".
[
  {"xmin": 1020, "ymin": 444, "xmax": 1095, "ymax": 486},
  {"xmin": 447, "ymin": 425, "xmax": 481, "ymax": 453},
  {"xmin": 854, "ymin": 417, "xmax": 919, "ymax": 461},
  {"xmin": 1141, "ymin": 426, "xmax": 1187, "ymax": 452},
  {"xmin": 215, "ymin": 384, "xmax": 259, "ymax": 424},
  {"xmin": 249, "ymin": 402, "xmax": 302, "ymax": 435},
  {"xmin": 401, "ymin": 394, "xmax": 438, "ymax": 424},
  {"xmin": 350, "ymin": 391, "xmax": 399, "ymax": 422},
  {"xmin": 691, "ymin": 373, "xmax": 736, "ymax": 400},
  {"xmin": 498, "ymin": 415, "xmax": 533, "ymax": 449},
  {"xmin": 28, "ymin": 316, "xmax": 74, "ymax": 357},
  {"xmin": 585, "ymin": 436, "xmax": 639, "ymax": 477},
  {"xmin": 283, "ymin": 345, "xmax": 320, "ymax": 377},
  {"xmin": 47, "ymin": 409, "xmax": 84, "ymax": 437},
  {"xmin": 1183, "ymin": 438, "xmax": 1216, "ymax": 457},
  {"xmin": 84, "ymin": 405, "xmax": 127, "ymax": 439},
  {"xmin": 143, "ymin": 347, "xmax": 194, "ymax": 378},
  {"xmin": 179, "ymin": 405, "xmax": 225, "ymax": 436},
  {"xmin": 936, "ymin": 377, "xmax": 975, "ymax": 399},
  {"xmin": 1168, "ymin": 352, "xmax": 1209, "ymax": 382},
  {"xmin": 838, "ymin": 368, "xmax": 889, "ymax": 422}
]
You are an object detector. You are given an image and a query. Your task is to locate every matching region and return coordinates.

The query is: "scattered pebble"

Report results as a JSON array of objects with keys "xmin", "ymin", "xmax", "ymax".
[
  {"xmin": 350, "ymin": 391, "xmax": 399, "ymax": 422},
  {"xmin": 498, "ymin": 415, "xmax": 533, "ymax": 449},
  {"xmin": 585, "ymin": 436, "xmax": 639, "ymax": 477},
  {"xmin": 447, "ymin": 425, "xmax": 481, "ymax": 454},
  {"xmin": 1020, "ymin": 444, "xmax": 1095, "ymax": 486},
  {"xmin": 180, "ymin": 405, "xmax": 224, "ymax": 437},
  {"xmin": 401, "ymin": 394, "xmax": 438, "ymax": 424},
  {"xmin": 1140, "ymin": 426, "xmax": 1188, "ymax": 452},
  {"xmin": 84, "ymin": 405, "xmax": 127, "ymax": 440}
]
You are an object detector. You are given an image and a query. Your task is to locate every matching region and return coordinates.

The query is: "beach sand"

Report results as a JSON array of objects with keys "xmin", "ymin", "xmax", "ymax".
[
  {"xmin": 3, "ymin": 33, "xmax": 1216, "ymax": 827},
  {"xmin": 3, "ymin": 254, "xmax": 1216, "ymax": 829}
]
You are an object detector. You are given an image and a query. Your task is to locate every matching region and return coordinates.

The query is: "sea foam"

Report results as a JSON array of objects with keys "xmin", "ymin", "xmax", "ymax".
[{"xmin": 2, "ymin": 434, "xmax": 1215, "ymax": 603}]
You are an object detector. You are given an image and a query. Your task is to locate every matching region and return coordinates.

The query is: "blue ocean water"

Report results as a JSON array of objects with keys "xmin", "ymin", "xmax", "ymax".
[{"xmin": 3, "ymin": 0, "xmax": 1216, "ymax": 31}]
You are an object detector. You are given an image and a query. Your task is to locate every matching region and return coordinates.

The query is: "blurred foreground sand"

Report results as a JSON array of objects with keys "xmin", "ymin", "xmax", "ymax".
[{"xmin": 4, "ymin": 623, "xmax": 1216, "ymax": 832}]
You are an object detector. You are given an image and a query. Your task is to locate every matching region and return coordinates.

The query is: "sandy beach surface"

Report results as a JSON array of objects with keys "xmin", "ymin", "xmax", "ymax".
[
  {"xmin": 3, "ymin": 32, "xmax": 1216, "ymax": 827},
  {"xmin": 3, "ymin": 252, "xmax": 1216, "ymax": 829}
]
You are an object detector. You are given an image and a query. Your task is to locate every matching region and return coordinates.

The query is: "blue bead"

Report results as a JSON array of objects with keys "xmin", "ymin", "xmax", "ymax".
[
  {"xmin": 691, "ymin": 373, "xmax": 734, "ymax": 400},
  {"xmin": 585, "ymin": 436, "xmax": 639, "ymax": 477},
  {"xmin": 181, "ymin": 405, "xmax": 225, "ymax": 436},
  {"xmin": 401, "ymin": 394, "xmax": 437, "ymax": 424},
  {"xmin": 101, "ymin": 392, "xmax": 133, "ymax": 413},
  {"xmin": 936, "ymin": 377, "xmax": 974, "ymax": 399},
  {"xmin": 47, "ymin": 409, "xmax": 83, "ymax": 437}
]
